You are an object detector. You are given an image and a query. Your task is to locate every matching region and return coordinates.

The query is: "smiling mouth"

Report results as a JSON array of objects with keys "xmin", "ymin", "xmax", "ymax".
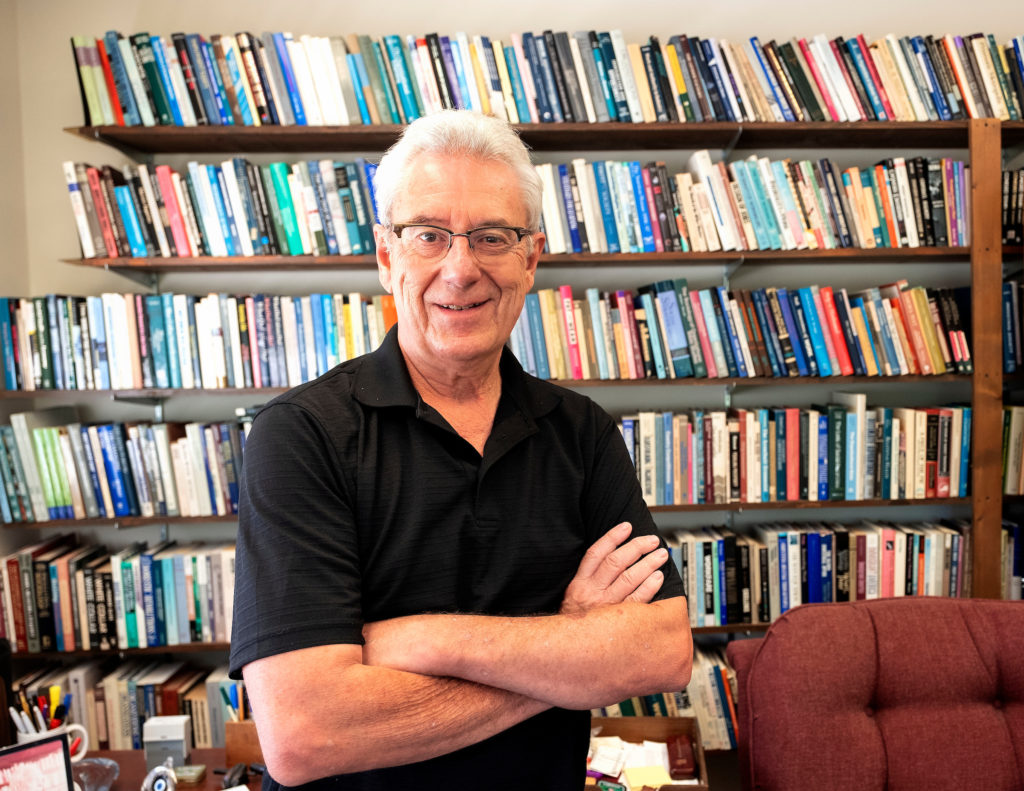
[{"xmin": 440, "ymin": 302, "xmax": 485, "ymax": 311}]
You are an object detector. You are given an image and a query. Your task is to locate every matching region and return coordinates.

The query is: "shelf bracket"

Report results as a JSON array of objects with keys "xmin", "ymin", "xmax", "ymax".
[
  {"xmin": 722, "ymin": 257, "xmax": 745, "ymax": 289},
  {"xmin": 723, "ymin": 125, "xmax": 744, "ymax": 159},
  {"xmin": 723, "ymin": 382, "xmax": 734, "ymax": 410},
  {"xmin": 112, "ymin": 394, "xmax": 165, "ymax": 423},
  {"xmin": 103, "ymin": 265, "xmax": 159, "ymax": 290}
]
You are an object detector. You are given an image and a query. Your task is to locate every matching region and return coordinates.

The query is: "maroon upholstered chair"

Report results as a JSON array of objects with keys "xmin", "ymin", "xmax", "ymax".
[{"xmin": 725, "ymin": 598, "xmax": 1024, "ymax": 791}]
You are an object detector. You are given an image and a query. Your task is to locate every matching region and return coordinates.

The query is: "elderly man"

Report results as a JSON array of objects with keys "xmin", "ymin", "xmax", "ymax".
[{"xmin": 229, "ymin": 110, "xmax": 691, "ymax": 790}]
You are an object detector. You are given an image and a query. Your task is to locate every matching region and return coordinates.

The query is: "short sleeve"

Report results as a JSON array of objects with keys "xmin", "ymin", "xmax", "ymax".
[
  {"xmin": 229, "ymin": 401, "xmax": 365, "ymax": 678},
  {"xmin": 582, "ymin": 408, "xmax": 686, "ymax": 602}
]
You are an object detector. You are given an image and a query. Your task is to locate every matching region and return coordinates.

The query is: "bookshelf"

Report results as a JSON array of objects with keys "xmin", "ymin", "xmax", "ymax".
[{"xmin": 30, "ymin": 117, "xmax": 1002, "ymax": 603}]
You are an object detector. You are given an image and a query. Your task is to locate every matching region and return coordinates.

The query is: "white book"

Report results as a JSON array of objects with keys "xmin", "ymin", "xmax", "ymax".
[
  {"xmin": 169, "ymin": 439, "xmax": 195, "ymax": 517},
  {"xmin": 219, "ymin": 162, "xmax": 254, "ymax": 257},
  {"xmin": 411, "ymin": 36, "xmax": 443, "ymax": 114},
  {"xmin": 150, "ymin": 423, "xmax": 180, "ymax": 517},
  {"xmin": 279, "ymin": 296, "xmax": 302, "ymax": 386},
  {"xmin": 673, "ymin": 172, "xmax": 707, "ymax": 252},
  {"xmin": 687, "ymin": 150, "xmax": 740, "ymax": 251},
  {"xmin": 284, "ymin": 32, "xmax": 324, "ymax": 125},
  {"xmin": 535, "ymin": 163, "xmax": 567, "ymax": 255},
  {"xmin": 318, "ymin": 160, "xmax": 351, "ymax": 255},
  {"xmin": 117, "ymin": 38, "xmax": 156, "ymax": 126},
  {"xmin": 832, "ymin": 392, "xmax": 868, "ymax": 500},
  {"xmin": 62, "ymin": 161, "xmax": 96, "ymax": 259},
  {"xmin": 914, "ymin": 410, "xmax": 928, "ymax": 499},
  {"xmin": 969, "ymin": 36, "xmax": 1009, "ymax": 120},
  {"xmin": 709, "ymin": 38, "xmax": 744, "ymax": 122},
  {"xmin": 300, "ymin": 296, "xmax": 317, "ymax": 380},
  {"xmin": 300, "ymin": 35, "xmax": 343, "ymax": 126},
  {"xmin": 201, "ymin": 427, "xmax": 227, "ymax": 516},
  {"xmin": 455, "ymin": 33, "xmax": 483, "ymax": 113},
  {"xmin": 315, "ymin": 35, "xmax": 352, "ymax": 126},
  {"xmin": 161, "ymin": 37, "xmax": 197, "ymax": 126},
  {"xmin": 135, "ymin": 164, "xmax": 170, "ymax": 257},
  {"xmin": 186, "ymin": 162, "xmax": 227, "ymax": 256},
  {"xmin": 728, "ymin": 298, "xmax": 756, "ymax": 377},
  {"xmin": 885, "ymin": 35, "xmax": 929, "ymax": 122},
  {"xmin": 742, "ymin": 39, "xmax": 784, "ymax": 122},
  {"xmin": 100, "ymin": 292, "xmax": 131, "ymax": 390},
  {"xmin": 567, "ymin": 36, "xmax": 597, "ymax": 124},
  {"xmin": 184, "ymin": 423, "xmax": 213, "ymax": 516},
  {"xmin": 348, "ymin": 293, "xmax": 367, "ymax": 358},
  {"xmin": 609, "ymin": 30, "xmax": 643, "ymax": 123},
  {"xmin": 259, "ymin": 33, "xmax": 294, "ymax": 125},
  {"xmin": 509, "ymin": 34, "xmax": 539, "ymax": 122},
  {"xmin": 571, "ymin": 158, "xmax": 605, "ymax": 254}
]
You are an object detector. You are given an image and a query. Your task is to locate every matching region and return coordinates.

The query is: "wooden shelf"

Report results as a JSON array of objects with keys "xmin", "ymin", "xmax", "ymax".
[
  {"xmin": 648, "ymin": 497, "xmax": 970, "ymax": 513},
  {"xmin": 60, "ymin": 246, "xmax": 974, "ymax": 273},
  {"xmin": 13, "ymin": 642, "xmax": 230, "ymax": 659},
  {"xmin": 65, "ymin": 120, "xmax": 978, "ymax": 154},
  {"xmin": 1, "ymin": 514, "xmax": 236, "ymax": 529}
]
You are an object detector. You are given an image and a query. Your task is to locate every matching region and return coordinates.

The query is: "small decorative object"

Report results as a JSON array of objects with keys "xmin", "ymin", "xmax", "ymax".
[{"xmin": 71, "ymin": 757, "xmax": 120, "ymax": 791}]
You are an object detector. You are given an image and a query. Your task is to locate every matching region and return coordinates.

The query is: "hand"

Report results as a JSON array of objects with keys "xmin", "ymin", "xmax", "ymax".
[{"xmin": 560, "ymin": 522, "xmax": 669, "ymax": 616}]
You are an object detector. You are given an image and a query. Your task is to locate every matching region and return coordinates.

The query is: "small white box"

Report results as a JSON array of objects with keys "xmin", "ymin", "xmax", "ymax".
[{"xmin": 143, "ymin": 714, "xmax": 193, "ymax": 771}]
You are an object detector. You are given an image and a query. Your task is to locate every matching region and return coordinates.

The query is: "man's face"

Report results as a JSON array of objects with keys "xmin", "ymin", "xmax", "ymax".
[{"xmin": 375, "ymin": 153, "xmax": 544, "ymax": 375}]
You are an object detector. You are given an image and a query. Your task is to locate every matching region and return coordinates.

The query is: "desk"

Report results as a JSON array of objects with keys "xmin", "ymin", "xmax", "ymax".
[{"xmin": 91, "ymin": 749, "xmax": 261, "ymax": 790}]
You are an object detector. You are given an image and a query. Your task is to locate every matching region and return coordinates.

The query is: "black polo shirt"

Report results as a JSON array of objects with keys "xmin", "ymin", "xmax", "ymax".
[{"xmin": 230, "ymin": 327, "xmax": 684, "ymax": 790}]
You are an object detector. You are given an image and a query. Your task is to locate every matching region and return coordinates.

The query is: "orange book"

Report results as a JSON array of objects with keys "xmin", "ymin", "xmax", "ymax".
[
  {"xmin": 872, "ymin": 164, "xmax": 900, "ymax": 248},
  {"xmin": 886, "ymin": 297, "xmax": 919, "ymax": 375},
  {"xmin": 880, "ymin": 281, "xmax": 933, "ymax": 375},
  {"xmin": 379, "ymin": 293, "xmax": 397, "ymax": 333}
]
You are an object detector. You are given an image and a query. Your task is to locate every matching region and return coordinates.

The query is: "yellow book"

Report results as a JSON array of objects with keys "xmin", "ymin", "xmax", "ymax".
[
  {"xmin": 869, "ymin": 40, "xmax": 913, "ymax": 122},
  {"xmin": 467, "ymin": 37, "xmax": 492, "ymax": 116},
  {"xmin": 537, "ymin": 288, "xmax": 568, "ymax": 380},
  {"xmin": 850, "ymin": 304, "xmax": 880, "ymax": 376},
  {"xmin": 626, "ymin": 42, "xmax": 657, "ymax": 123},
  {"xmin": 661, "ymin": 41, "xmax": 689, "ymax": 121},
  {"xmin": 910, "ymin": 287, "xmax": 948, "ymax": 374},
  {"xmin": 490, "ymin": 39, "xmax": 518, "ymax": 123}
]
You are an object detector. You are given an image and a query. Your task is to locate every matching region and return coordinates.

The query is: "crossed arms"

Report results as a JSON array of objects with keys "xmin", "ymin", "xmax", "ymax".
[{"xmin": 242, "ymin": 522, "xmax": 692, "ymax": 785}]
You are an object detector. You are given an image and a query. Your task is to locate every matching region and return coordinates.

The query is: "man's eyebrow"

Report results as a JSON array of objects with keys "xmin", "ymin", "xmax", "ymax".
[{"xmin": 395, "ymin": 216, "xmax": 521, "ymax": 228}]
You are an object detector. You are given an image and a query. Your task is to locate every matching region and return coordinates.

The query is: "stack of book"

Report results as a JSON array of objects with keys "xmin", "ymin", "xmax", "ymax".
[
  {"xmin": 536, "ymin": 154, "xmax": 970, "ymax": 256},
  {"xmin": 0, "ymin": 532, "xmax": 235, "ymax": 654},
  {"xmin": 0, "ymin": 407, "xmax": 253, "ymax": 525},
  {"xmin": 668, "ymin": 519, "xmax": 972, "ymax": 632},
  {"xmin": 1003, "ymin": 167, "xmax": 1024, "ymax": 245},
  {"xmin": 0, "ymin": 292, "xmax": 395, "ymax": 394},
  {"xmin": 510, "ymin": 280, "xmax": 972, "ymax": 383},
  {"xmin": 70, "ymin": 30, "xmax": 1024, "ymax": 127},
  {"xmin": 620, "ymin": 397, "xmax": 971, "ymax": 507},
  {"xmin": 62, "ymin": 158, "xmax": 377, "ymax": 260},
  {"xmin": 1002, "ymin": 522, "xmax": 1022, "ymax": 599}
]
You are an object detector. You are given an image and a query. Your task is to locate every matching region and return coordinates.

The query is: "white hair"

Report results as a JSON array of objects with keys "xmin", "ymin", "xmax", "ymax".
[{"xmin": 373, "ymin": 110, "xmax": 543, "ymax": 231}]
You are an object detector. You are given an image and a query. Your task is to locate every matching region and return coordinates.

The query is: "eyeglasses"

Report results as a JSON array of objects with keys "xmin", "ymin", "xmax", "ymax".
[{"xmin": 390, "ymin": 224, "xmax": 532, "ymax": 261}]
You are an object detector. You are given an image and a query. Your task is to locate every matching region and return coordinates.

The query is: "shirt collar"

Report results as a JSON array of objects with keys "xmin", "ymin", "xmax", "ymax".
[{"xmin": 352, "ymin": 325, "xmax": 563, "ymax": 423}]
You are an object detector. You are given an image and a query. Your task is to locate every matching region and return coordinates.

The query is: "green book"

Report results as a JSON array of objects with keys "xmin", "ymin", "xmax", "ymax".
[
  {"xmin": 257, "ymin": 165, "xmax": 288, "ymax": 255},
  {"xmin": 31, "ymin": 427, "xmax": 59, "ymax": 519},
  {"xmin": 827, "ymin": 404, "xmax": 847, "ymax": 501},
  {"xmin": 128, "ymin": 33, "xmax": 173, "ymax": 125},
  {"xmin": 267, "ymin": 162, "xmax": 304, "ymax": 255},
  {"xmin": 31, "ymin": 297, "xmax": 54, "ymax": 390},
  {"xmin": 672, "ymin": 278, "xmax": 707, "ymax": 378},
  {"xmin": 368, "ymin": 38, "xmax": 402, "ymax": 124}
]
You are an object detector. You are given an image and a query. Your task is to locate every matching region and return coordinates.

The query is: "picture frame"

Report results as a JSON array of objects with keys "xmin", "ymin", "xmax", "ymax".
[{"xmin": 0, "ymin": 733, "xmax": 74, "ymax": 791}]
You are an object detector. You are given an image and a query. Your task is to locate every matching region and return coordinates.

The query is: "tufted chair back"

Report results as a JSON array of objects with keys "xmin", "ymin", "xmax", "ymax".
[{"xmin": 725, "ymin": 598, "xmax": 1024, "ymax": 791}]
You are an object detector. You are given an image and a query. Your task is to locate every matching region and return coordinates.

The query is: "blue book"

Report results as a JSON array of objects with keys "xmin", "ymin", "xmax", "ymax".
[
  {"xmin": 370, "ymin": 40, "xmax": 403, "ymax": 122},
  {"xmin": 797, "ymin": 287, "xmax": 832, "ymax": 376},
  {"xmin": 104, "ymin": 32, "xmax": 143, "ymax": 126},
  {"xmin": 714, "ymin": 533, "xmax": 725, "ymax": 624},
  {"xmin": 149, "ymin": 36, "xmax": 185, "ymax": 125},
  {"xmin": 199, "ymin": 38, "xmax": 233, "ymax": 125},
  {"xmin": 778, "ymin": 532, "xmax": 790, "ymax": 613},
  {"xmin": 383, "ymin": 35, "xmax": 421, "ymax": 121},
  {"xmin": 850, "ymin": 296, "xmax": 883, "ymax": 375},
  {"xmin": 0, "ymin": 298, "xmax": 16, "ymax": 390},
  {"xmin": 306, "ymin": 162, "xmax": 339, "ymax": 256},
  {"xmin": 206, "ymin": 166, "xmax": 238, "ymax": 256},
  {"xmin": 698, "ymin": 38, "xmax": 736, "ymax": 121},
  {"xmin": 621, "ymin": 415, "xmax": 636, "ymax": 468},
  {"xmin": 749, "ymin": 36, "xmax": 795, "ymax": 121},
  {"xmin": 759, "ymin": 409, "xmax": 771, "ymax": 501},
  {"xmin": 184, "ymin": 34, "xmax": 221, "ymax": 125},
  {"xmin": 521, "ymin": 33, "xmax": 553, "ymax": 122},
  {"xmin": 844, "ymin": 411, "xmax": 858, "ymax": 500},
  {"xmin": 697, "ymin": 289, "xmax": 729, "ymax": 377},
  {"xmin": 159, "ymin": 293, "xmax": 180, "ymax": 390},
  {"xmin": 96, "ymin": 424, "xmax": 133, "ymax": 517},
  {"xmin": 293, "ymin": 299, "xmax": 308, "ymax": 383},
  {"xmin": 308, "ymin": 294, "xmax": 327, "ymax": 377},
  {"xmin": 586, "ymin": 288, "xmax": 610, "ymax": 380},
  {"xmin": 807, "ymin": 531, "xmax": 822, "ymax": 603},
  {"xmin": 85, "ymin": 296, "xmax": 110, "ymax": 390},
  {"xmin": 959, "ymin": 407, "xmax": 971, "ymax": 498},
  {"xmin": 140, "ymin": 542, "xmax": 170, "ymax": 646},
  {"xmin": 786, "ymin": 289, "xmax": 819, "ymax": 377},
  {"xmin": 817, "ymin": 412, "xmax": 829, "ymax": 501},
  {"xmin": 504, "ymin": 44, "xmax": 533, "ymax": 123},
  {"xmin": 347, "ymin": 53, "xmax": 373, "ymax": 125},
  {"xmin": 662, "ymin": 412, "xmax": 673, "ymax": 506},
  {"xmin": 654, "ymin": 413, "xmax": 666, "ymax": 505},
  {"xmin": 271, "ymin": 33, "xmax": 307, "ymax": 125},
  {"xmin": 715, "ymin": 287, "xmax": 748, "ymax": 378},
  {"xmin": 591, "ymin": 162, "xmax": 621, "ymax": 253},
  {"xmin": 144, "ymin": 295, "xmax": 170, "ymax": 389},
  {"xmin": 693, "ymin": 532, "xmax": 704, "ymax": 624},
  {"xmin": 844, "ymin": 38, "xmax": 888, "ymax": 120},
  {"xmin": 775, "ymin": 288, "xmax": 809, "ymax": 376},
  {"xmin": 524, "ymin": 293, "xmax": 551, "ymax": 380},
  {"xmin": 820, "ymin": 532, "xmax": 834, "ymax": 602},
  {"xmin": 744, "ymin": 162, "xmax": 784, "ymax": 249},
  {"xmin": 320, "ymin": 294, "xmax": 339, "ymax": 371},
  {"xmin": 911, "ymin": 36, "xmax": 952, "ymax": 121},
  {"xmin": 628, "ymin": 162, "xmax": 656, "ymax": 252},
  {"xmin": 638, "ymin": 291, "xmax": 668, "ymax": 379},
  {"xmin": 77, "ymin": 424, "xmax": 106, "ymax": 517},
  {"xmin": 358, "ymin": 159, "xmax": 379, "ymax": 225},
  {"xmin": 557, "ymin": 164, "xmax": 583, "ymax": 253},
  {"xmin": 218, "ymin": 422, "xmax": 241, "ymax": 512},
  {"xmin": 597, "ymin": 32, "xmax": 631, "ymax": 121},
  {"xmin": 773, "ymin": 409, "xmax": 787, "ymax": 500},
  {"xmin": 114, "ymin": 185, "xmax": 149, "ymax": 258},
  {"xmin": 731, "ymin": 161, "xmax": 771, "ymax": 249},
  {"xmin": 750, "ymin": 289, "xmax": 784, "ymax": 378},
  {"xmin": 590, "ymin": 36, "xmax": 619, "ymax": 121},
  {"xmin": 693, "ymin": 410, "xmax": 705, "ymax": 503},
  {"xmin": 832, "ymin": 290, "xmax": 867, "ymax": 376},
  {"xmin": 653, "ymin": 281, "xmax": 693, "ymax": 378},
  {"xmin": 532, "ymin": 33, "xmax": 565, "ymax": 121},
  {"xmin": 877, "ymin": 407, "xmax": 893, "ymax": 498},
  {"xmin": 438, "ymin": 36, "xmax": 465, "ymax": 109},
  {"xmin": 862, "ymin": 289, "xmax": 901, "ymax": 375}
]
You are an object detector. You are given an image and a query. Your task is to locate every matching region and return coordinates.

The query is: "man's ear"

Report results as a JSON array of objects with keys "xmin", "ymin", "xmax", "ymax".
[{"xmin": 375, "ymin": 224, "xmax": 393, "ymax": 293}]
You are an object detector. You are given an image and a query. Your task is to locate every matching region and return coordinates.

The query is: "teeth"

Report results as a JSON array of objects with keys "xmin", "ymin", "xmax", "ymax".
[{"xmin": 442, "ymin": 302, "xmax": 483, "ymax": 310}]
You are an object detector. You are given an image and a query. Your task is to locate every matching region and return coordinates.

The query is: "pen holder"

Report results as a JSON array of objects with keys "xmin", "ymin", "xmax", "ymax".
[
  {"xmin": 17, "ymin": 722, "xmax": 89, "ymax": 763},
  {"xmin": 224, "ymin": 720, "xmax": 264, "ymax": 767}
]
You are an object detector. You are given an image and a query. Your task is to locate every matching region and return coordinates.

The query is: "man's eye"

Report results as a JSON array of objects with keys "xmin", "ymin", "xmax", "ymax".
[{"xmin": 416, "ymin": 231, "xmax": 441, "ymax": 244}]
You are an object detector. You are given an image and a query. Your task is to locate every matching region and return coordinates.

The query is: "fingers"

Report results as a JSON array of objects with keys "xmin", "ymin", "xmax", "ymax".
[
  {"xmin": 602, "ymin": 545, "xmax": 668, "ymax": 602},
  {"xmin": 626, "ymin": 570, "xmax": 665, "ymax": 604},
  {"xmin": 587, "ymin": 532, "xmax": 662, "ymax": 591},
  {"xmin": 574, "ymin": 522, "xmax": 633, "ymax": 579}
]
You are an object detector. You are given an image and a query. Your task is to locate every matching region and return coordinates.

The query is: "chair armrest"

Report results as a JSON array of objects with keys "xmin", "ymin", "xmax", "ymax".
[{"xmin": 725, "ymin": 637, "xmax": 763, "ymax": 791}]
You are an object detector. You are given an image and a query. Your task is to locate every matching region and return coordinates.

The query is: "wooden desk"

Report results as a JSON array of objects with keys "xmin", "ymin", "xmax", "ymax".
[{"xmin": 90, "ymin": 749, "xmax": 261, "ymax": 790}]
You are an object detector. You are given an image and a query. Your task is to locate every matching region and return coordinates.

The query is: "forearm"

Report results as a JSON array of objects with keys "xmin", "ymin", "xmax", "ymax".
[
  {"xmin": 364, "ymin": 596, "xmax": 692, "ymax": 710},
  {"xmin": 244, "ymin": 645, "xmax": 548, "ymax": 785}
]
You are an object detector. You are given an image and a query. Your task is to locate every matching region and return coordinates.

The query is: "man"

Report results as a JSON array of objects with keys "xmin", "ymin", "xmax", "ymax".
[{"xmin": 229, "ymin": 110, "xmax": 691, "ymax": 789}]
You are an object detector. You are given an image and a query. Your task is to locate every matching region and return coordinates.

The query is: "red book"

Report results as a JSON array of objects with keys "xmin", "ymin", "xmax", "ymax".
[
  {"xmin": 856, "ymin": 532, "xmax": 867, "ymax": 599},
  {"xmin": 86, "ymin": 166, "xmax": 119, "ymax": 258},
  {"xmin": 818, "ymin": 286, "xmax": 854, "ymax": 376},
  {"xmin": 558, "ymin": 285, "xmax": 583, "ymax": 380},
  {"xmin": 640, "ymin": 166, "xmax": 664, "ymax": 252},
  {"xmin": 797, "ymin": 38, "xmax": 840, "ymax": 121},
  {"xmin": 785, "ymin": 406, "xmax": 800, "ymax": 501},
  {"xmin": 615, "ymin": 290, "xmax": 645, "ymax": 380},
  {"xmin": 155, "ymin": 166, "xmax": 192, "ymax": 257},
  {"xmin": 94, "ymin": 38, "xmax": 126, "ymax": 126},
  {"xmin": 880, "ymin": 526, "xmax": 896, "ymax": 598},
  {"xmin": 688, "ymin": 290, "xmax": 718, "ymax": 378},
  {"xmin": 828, "ymin": 38, "xmax": 869, "ymax": 120},
  {"xmin": 855, "ymin": 34, "xmax": 895, "ymax": 120}
]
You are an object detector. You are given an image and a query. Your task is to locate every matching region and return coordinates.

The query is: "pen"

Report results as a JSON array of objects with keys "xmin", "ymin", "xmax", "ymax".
[
  {"xmin": 8, "ymin": 706, "xmax": 27, "ymax": 735},
  {"xmin": 49, "ymin": 685, "xmax": 61, "ymax": 717},
  {"xmin": 62, "ymin": 693, "xmax": 72, "ymax": 716},
  {"xmin": 32, "ymin": 706, "xmax": 45, "ymax": 734},
  {"xmin": 70, "ymin": 736, "xmax": 81, "ymax": 755},
  {"xmin": 50, "ymin": 704, "xmax": 67, "ymax": 729}
]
